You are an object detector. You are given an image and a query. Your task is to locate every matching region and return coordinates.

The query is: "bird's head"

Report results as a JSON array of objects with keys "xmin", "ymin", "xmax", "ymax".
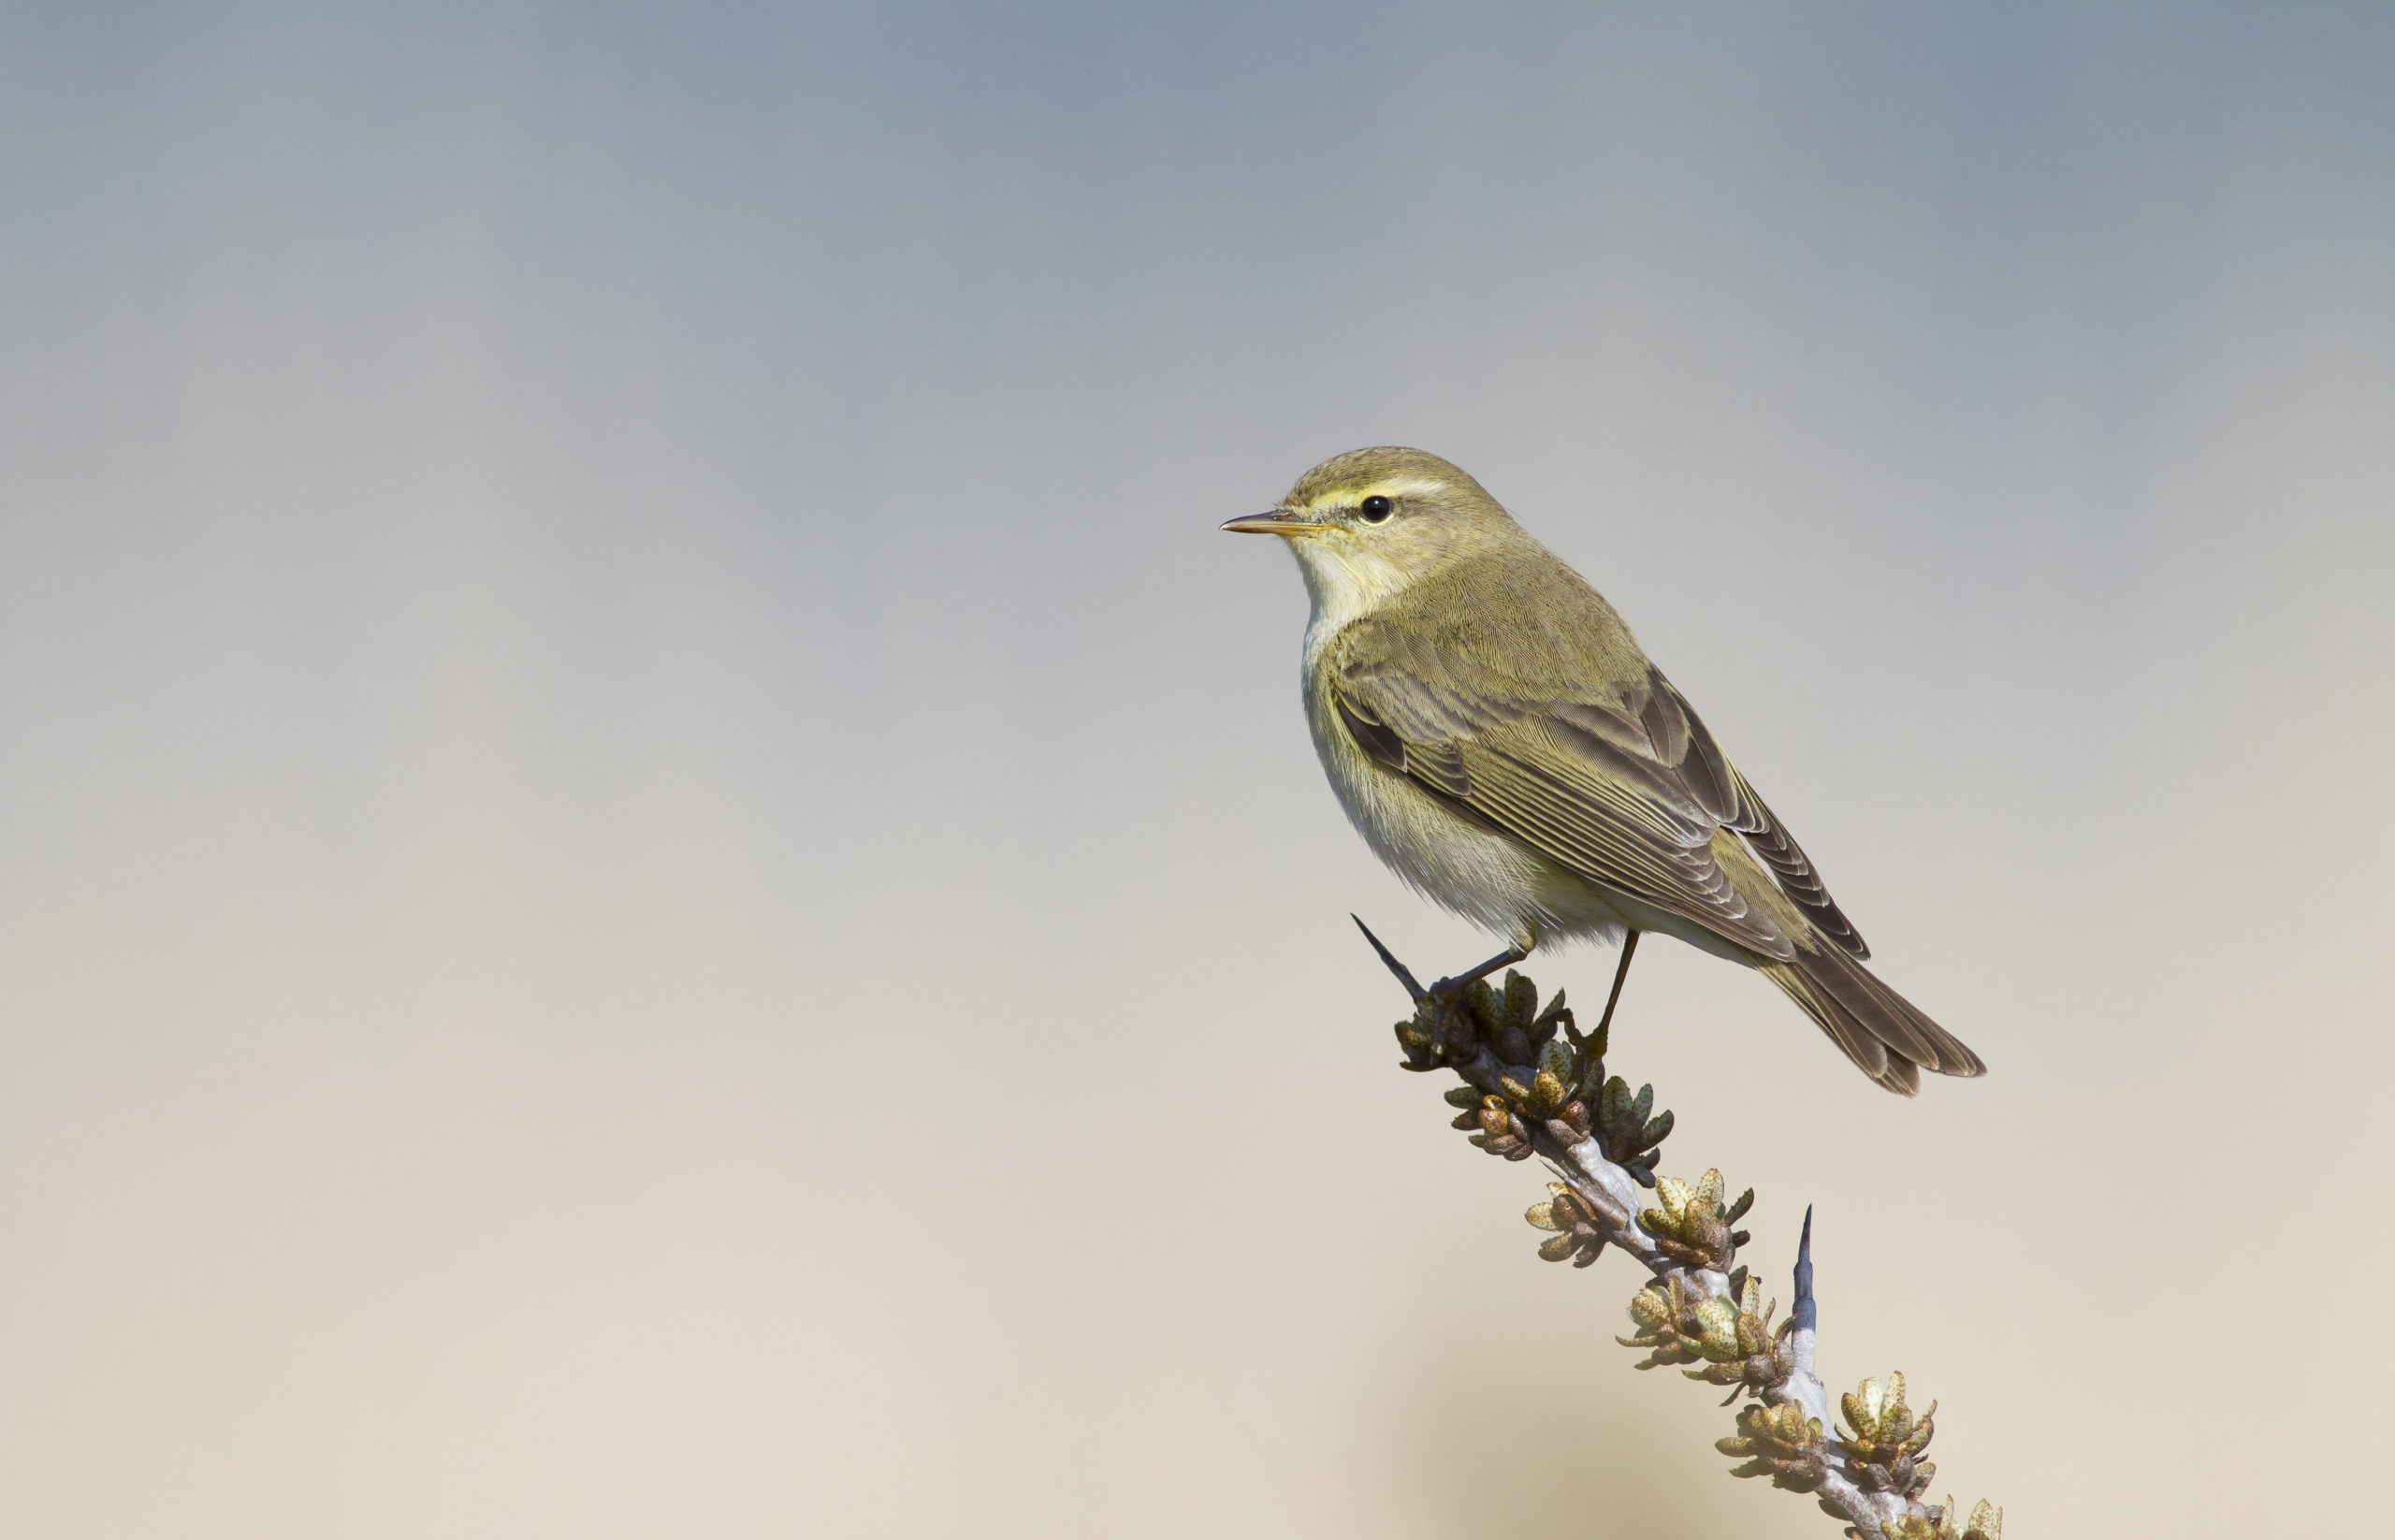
[{"xmin": 1221, "ymin": 446, "xmax": 1517, "ymax": 619}]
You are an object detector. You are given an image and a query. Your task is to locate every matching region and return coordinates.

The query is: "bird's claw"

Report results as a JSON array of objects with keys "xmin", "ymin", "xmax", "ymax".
[{"xmin": 1353, "ymin": 916, "xmax": 1526, "ymax": 1004}]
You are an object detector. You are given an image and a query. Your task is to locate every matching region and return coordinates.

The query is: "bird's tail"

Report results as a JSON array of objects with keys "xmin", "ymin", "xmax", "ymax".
[{"xmin": 1757, "ymin": 944, "xmax": 1986, "ymax": 1096}]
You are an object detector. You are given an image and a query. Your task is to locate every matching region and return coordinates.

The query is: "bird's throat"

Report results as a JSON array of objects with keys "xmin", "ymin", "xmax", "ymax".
[{"xmin": 1290, "ymin": 537, "xmax": 1411, "ymax": 647}]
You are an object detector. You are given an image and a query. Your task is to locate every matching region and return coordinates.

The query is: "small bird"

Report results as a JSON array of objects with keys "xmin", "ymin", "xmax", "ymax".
[{"xmin": 1224, "ymin": 446, "xmax": 1984, "ymax": 1094}]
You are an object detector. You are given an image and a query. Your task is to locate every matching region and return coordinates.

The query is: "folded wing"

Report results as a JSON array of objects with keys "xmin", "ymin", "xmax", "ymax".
[{"xmin": 1328, "ymin": 622, "xmax": 1867, "ymax": 964}]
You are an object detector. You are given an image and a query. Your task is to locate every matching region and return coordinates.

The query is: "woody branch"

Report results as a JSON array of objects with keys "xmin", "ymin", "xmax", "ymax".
[{"xmin": 1356, "ymin": 918, "xmax": 2002, "ymax": 1540}]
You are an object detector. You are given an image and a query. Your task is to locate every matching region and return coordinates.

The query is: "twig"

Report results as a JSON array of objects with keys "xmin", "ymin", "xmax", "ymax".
[{"xmin": 1361, "ymin": 923, "xmax": 2002, "ymax": 1540}]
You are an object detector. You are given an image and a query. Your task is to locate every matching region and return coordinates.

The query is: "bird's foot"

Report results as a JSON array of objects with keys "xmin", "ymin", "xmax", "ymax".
[
  {"xmin": 1350, "ymin": 917, "xmax": 1531, "ymax": 1004},
  {"xmin": 1425, "ymin": 942, "xmax": 1531, "ymax": 999}
]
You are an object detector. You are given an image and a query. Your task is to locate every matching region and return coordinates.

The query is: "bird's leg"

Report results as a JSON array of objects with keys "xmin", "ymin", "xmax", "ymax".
[
  {"xmin": 1593, "ymin": 929, "xmax": 1640, "ymax": 1039},
  {"xmin": 1426, "ymin": 924, "xmax": 1537, "ymax": 999}
]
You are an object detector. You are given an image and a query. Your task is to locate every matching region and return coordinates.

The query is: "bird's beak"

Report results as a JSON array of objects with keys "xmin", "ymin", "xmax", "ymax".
[{"xmin": 1221, "ymin": 508, "xmax": 1329, "ymax": 536}]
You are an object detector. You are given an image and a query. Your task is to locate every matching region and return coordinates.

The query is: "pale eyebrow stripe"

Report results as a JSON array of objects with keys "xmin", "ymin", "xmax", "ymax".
[{"xmin": 1302, "ymin": 475, "xmax": 1450, "ymax": 512}]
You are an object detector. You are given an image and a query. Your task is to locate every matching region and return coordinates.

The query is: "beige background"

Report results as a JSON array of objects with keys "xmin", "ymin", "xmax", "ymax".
[{"xmin": 3, "ymin": 7, "xmax": 2390, "ymax": 1536}]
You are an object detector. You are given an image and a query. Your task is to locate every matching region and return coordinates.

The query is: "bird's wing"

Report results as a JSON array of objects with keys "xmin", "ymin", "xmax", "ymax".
[
  {"xmin": 1329, "ymin": 625, "xmax": 1866, "ymax": 962},
  {"xmin": 1647, "ymin": 675, "xmax": 1868, "ymax": 958}
]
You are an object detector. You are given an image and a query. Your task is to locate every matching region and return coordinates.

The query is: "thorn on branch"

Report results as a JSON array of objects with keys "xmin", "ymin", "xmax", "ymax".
[{"xmin": 1351, "ymin": 914, "xmax": 1425, "ymax": 1002}]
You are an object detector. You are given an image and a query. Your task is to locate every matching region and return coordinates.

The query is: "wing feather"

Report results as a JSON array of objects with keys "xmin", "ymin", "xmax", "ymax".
[
  {"xmin": 1649, "ymin": 679, "xmax": 1868, "ymax": 957},
  {"xmin": 1330, "ymin": 624, "xmax": 1863, "ymax": 963}
]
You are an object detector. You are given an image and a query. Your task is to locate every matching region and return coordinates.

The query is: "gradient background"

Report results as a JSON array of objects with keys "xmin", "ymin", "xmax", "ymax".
[{"xmin": 4, "ymin": 6, "xmax": 2390, "ymax": 1536}]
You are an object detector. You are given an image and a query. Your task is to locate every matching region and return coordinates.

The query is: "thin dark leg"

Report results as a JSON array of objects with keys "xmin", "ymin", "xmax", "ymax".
[
  {"xmin": 1350, "ymin": 915, "xmax": 1532, "ymax": 1002},
  {"xmin": 1594, "ymin": 930, "xmax": 1641, "ymax": 1039}
]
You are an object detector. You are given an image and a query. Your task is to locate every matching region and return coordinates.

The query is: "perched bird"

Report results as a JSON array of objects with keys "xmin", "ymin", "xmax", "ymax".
[{"xmin": 1224, "ymin": 446, "xmax": 1984, "ymax": 1095}]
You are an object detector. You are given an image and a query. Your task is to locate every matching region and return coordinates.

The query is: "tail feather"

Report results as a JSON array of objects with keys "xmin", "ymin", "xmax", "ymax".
[{"xmin": 1760, "ymin": 945, "xmax": 1986, "ymax": 1097}]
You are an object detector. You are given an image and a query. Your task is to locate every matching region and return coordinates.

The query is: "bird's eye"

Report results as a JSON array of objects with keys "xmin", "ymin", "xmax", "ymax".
[{"xmin": 1358, "ymin": 495, "xmax": 1394, "ymax": 523}]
